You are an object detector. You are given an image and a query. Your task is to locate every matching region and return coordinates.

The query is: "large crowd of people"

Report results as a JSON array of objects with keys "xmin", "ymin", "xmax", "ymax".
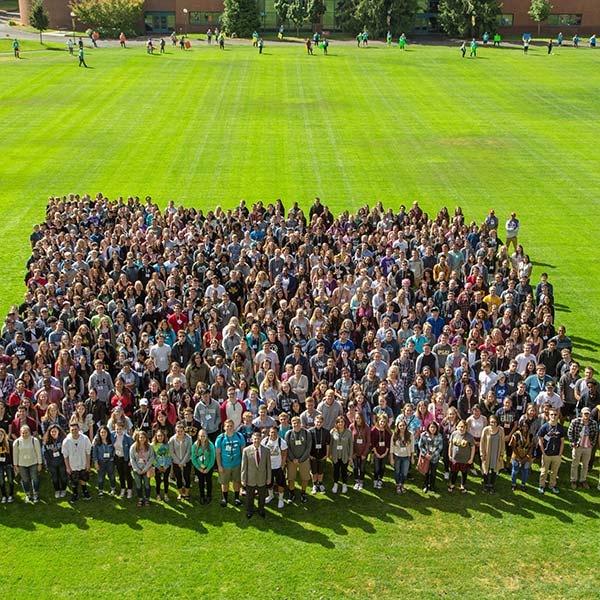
[{"xmin": 0, "ymin": 194, "xmax": 598, "ymax": 519}]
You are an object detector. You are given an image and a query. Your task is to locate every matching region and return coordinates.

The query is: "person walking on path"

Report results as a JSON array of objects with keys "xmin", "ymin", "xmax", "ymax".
[{"xmin": 13, "ymin": 39, "xmax": 20, "ymax": 59}]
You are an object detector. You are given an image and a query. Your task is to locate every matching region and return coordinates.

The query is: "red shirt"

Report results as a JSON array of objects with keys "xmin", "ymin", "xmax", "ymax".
[{"xmin": 167, "ymin": 312, "xmax": 188, "ymax": 334}]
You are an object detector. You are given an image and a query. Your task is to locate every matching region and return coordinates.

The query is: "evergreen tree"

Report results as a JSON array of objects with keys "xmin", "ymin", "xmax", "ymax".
[
  {"xmin": 222, "ymin": 0, "xmax": 261, "ymax": 37},
  {"xmin": 274, "ymin": 0, "xmax": 291, "ymax": 23},
  {"xmin": 29, "ymin": 0, "xmax": 50, "ymax": 44}
]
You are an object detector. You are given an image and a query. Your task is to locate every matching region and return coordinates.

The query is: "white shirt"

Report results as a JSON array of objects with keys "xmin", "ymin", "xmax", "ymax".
[
  {"xmin": 262, "ymin": 437, "xmax": 287, "ymax": 470},
  {"xmin": 62, "ymin": 433, "xmax": 92, "ymax": 471}
]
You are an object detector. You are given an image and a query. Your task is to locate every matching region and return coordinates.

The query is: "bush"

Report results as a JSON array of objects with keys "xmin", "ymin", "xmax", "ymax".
[{"xmin": 69, "ymin": 0, "xmax": 144, "ymax": 38}]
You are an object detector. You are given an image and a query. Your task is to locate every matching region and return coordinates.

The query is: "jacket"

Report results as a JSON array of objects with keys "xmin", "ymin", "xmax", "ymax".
[
  {"xmin": 480, "ymin": 426, "xmax": 505, "ymax": 474},
  {"xmin": 13, "ymin": 436, "xmax": 43, "ymax": 467},
  {"xmin": 191, "ymin": 441, "xmax": 216, "ymax": 472},
  {"xmin": 241, "ymin": 444, "xmax": 271, "ymax": 487},
  {"xmin": 168, "ymin": 434, "xmax": 192, "ymax": 465},
  {"xmin": 193, "ymin": 399, "xmax": 222, "ymax": 434},
  {"xmin": 92, "ymin": 441, "xmax": 115, "ymax": 463},
  {"xmin": 129, "ymin": 443, "xmax": 155, "ymax": 473},
  {"xmin": 329, "ymin": 428, "xmax": 353, "ymax": 463},
  {"xmin": 111, "ymin": 431, "xmax": 133, "ymax": 460}
]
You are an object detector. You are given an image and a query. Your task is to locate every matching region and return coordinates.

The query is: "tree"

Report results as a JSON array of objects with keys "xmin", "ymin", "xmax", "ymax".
[
  {"xmin": 29, "ymin": 0, "xmax": 49, "ymax": 44},
  {"xmin": 306, "ymin": 0, "xmax": 326, "ymax": 29},
  {"xmin": 528, "ymin": 0, "xmax": 552, "ymax": 36},
  {"xmin": 69, "ymin": 0, "xmax": 145, "ymax": 38},
  {"xmin": 335, "ymin": 0, "xmax": 418, "ymax": 38},
  {"xmin": 222, "ymin": 0, "xmax": 261, "ymax": 37},
  {"xmin": 274, "ymin": 0, "xmax": 291, "ymax": 24},
  {"xmin": 288, "ymin": 0, "xmax": 308, "ymax": 36},
  {"xmin": 438, "ymin": 0, "xmax": 501, "ymax": 38}
]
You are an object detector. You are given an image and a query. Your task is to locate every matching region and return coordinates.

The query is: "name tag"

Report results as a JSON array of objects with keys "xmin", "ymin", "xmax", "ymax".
[
  {"xmin": 295, "ymin": 440, "xmax": 302, "ymax": 446},
  {"xmin": 315, "ymin": 444, "xmax": 322, "ymax": 450},
  {"xmin": 0, "ymin": 456, "xmax": 5, "ymax": 462},
  {"xmin": 378, "ymin": 441, "xmax": 385, "ymax": 447},
  {"xmin": 205, "ymin": 414, "xmax": 212, "ymax": 421},
  {"xmin": 103, "ymin": 452, "xmax": 110, "ymax": 459},
  {"xmin": 53, "ymin": 451, "xmax": 60, "ymax": 458},
  {"xmin": 356, "ymin": 438, "xmax": 363, "ymax": 445},
  {"xmin": 336, "ymin": 445, "xmax": 343, "ymax": 451},
  {"xmin": 225, "ymin": 444, "xmax": 232, "ymax": 452}
]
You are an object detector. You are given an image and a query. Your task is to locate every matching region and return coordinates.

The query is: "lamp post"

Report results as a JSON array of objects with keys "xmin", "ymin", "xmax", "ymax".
[
  {"xmin": 70, "ymin": 11, "xmax": 76, "ymax": 44},
  {"xmin": 183, "ymin": 8, "xmax": 188, "ymax": 36}
]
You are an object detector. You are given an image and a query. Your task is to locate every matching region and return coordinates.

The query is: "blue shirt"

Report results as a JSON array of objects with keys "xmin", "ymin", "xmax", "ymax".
[{"xmin": 215, "ymin": 432, "xmax": 244, "ymax": 468}]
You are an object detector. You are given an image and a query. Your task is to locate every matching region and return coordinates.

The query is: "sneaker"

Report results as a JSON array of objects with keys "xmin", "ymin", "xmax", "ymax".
[
  {"xmin": 521, "ymin": 484, "xmax": 526, "ymax": 491},
  {"xmin": 358, "ymin": 482, "xmax": 364, "ymax": 490},
  {"xmin": 443, "ymin": 472, "xmax": 450, "ymax": 480},
  {"xmin": 341, "ymin": 484, "xmax": 348, "ymax": 494},
  {"xmin": 54, "ymin": 491, "xmax": 60, "ymax": 499},
  {"xmin": 7, "ymin": 495, "xmax": 14, "ymax": 503},
  {"xmin": 69, "ymin": 494, "xmax": 79, "ymax": 504},
  {"xmin": 110, "ymin": 488, "xmax": 116, "ymax": 496},
  {"xmin": 220, "ymin": 499, "xmax": 227, "ymax": 507},
  {"xmin": 300, "ymin": 493, "xmax": 308, "ymax": 504},
  {"xmin": 137, "ymin": 499, "xmax": 143, "ymax": 507},
  {"xmin": 60, "ymin": 490, "xmax": 67, "ymax": 498},
  {"xmin": 163, "ymin": 494, "xmax": 169, "ymax": 502},
  {"xmin": 277, "ymin": 498, "xmax": 285, "ymax": 509},
  {"xmin": 120, "ymin": 489, "xmax": 126, "ymax": 499},
  {"xmin": 470, "ymin": 468, "xmax": 478, "ymax": 477},
  {"xmin": 287, "ymin": 492, "xmax": 296, "ymax": 504},
  {"xmin": 396, "ymin": 485, "xmax": 402, "ymax": 494},
  {"xmin": 311, "ymin": 485, "xmax": 318, "ymax": 495},
  {"xmin": 82, "ymin": 490, "xmax": 91, "ymax": 501},
  {"xmin": 33, "ymin": 495, "xmax": 39, "ymax": 503},
  {"xmin": 265, "ymin": 493, "xmax": 274, "ymax": 504},
  {"xmin": 422, "ymin": 486, "xmax": 428, "ymax": 493},
  {"xmin": 177, "ymin": 494, "xmax": 183, "ymax": 500},
  {"xmin": 570, "ymin": 481, "xmax": 577, "ymax": 490},
  {"xmin": 98, "ymin": 491, "xmax": 104, "ymax": 498},
  {"xmin": 144, "ymin": 499, "xmax": 151, "ymax": 506},
  {"xmin": 511, "ymin": 484, "xmax": 517, "ymax": 492},
  {"xmin": 234, "ymin": 498, "xmax": 242, "ymax": 507},
  {"xmin": 127, "ymin": 489, "xmax": 133, "ymax": 499},
  {"xmin": 550, "ymin": 487, "xmax": 560, "ymax": 494},
  {"xmin": 537, "ymin": 487, "xmax": 545, "ymax": 494},
  {"xmin": 319, "ymin": 484, "xmax": 326, "ymax": 494},
  {"xmin": 353, "ymin": 482, "xmax": 360, "ymax": 490},
  {"xmin": 581, "ymin": 481, "xmax": 590, "ymax": 490},
  {"xmin": 1, "ymin": 496, "xmax": 6, "ymax": 503},
  {"xmin": 24, "ymin": 495, "xmax": 31, "ymax": 504},
  {"xmin": 332, "ymin": 483, "xmax": 339, "ymax": 494}
]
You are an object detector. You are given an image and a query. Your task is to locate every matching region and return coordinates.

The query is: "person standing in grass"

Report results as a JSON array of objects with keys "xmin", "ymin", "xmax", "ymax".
[
  {"xmin": 547, "ymin": 39, "xmax": 553, "ymax": 55},
  {"xmin": 130, "ymin": 430, "xmax": 155, "ymax": 507},
  {"xmin": 480, "ymin": 415, "xmax": 504, "ymax": 493},
  {"xmin": 119, "ymin": 32, "xmax": 126, "ymax": 48},
  {"xmin": 323, "ymin": 38, "xmax": 329, "ymax": 55},
  {"xmin": 419, "ymin": 421, "xmax": 443, "ymax": 493},
  {"xmin": 537, "ymin": 408, "xmax": 565, "ymax": 494},
  {"xmin": 285, "ymin": 416, "xmax": 311, "ymax": 504},
  {"xmin": 0, "ymin": 428, "xmax": 15, "ymax": 503},
  {"xmin": 470, "ymin": 38, "xmax": 477, "ymax": 58},
  {"xmin": 386, "ymin": 31, "xmax": 392, "ymax": 46},
  {"xmin": 309, "ymin": 414, "xmax": 329, "ymax": 494},
  {"xmin": 567, "ymin": 407, "xmax": 597, "ymax": 490},
  {"xmin": 191, "ymin": 429, "xmax": 216, "ymax": 504},
  {"xmin": 78, "ymin": 47, "xmax": 88, "ymax": 68},
  {"xmin": 306, "ymin": 39, "xmax": 313, "ymax": 55},
  {"xmin": 262, "ymin": 425, "xmax": 287, "ymax": 508},
  {"xmin": 67, "ymin": 38, "xmax": 74, "ymax": 55},
  {"xmin": 169, "ymin": 422, "xmax": 192, "ymax": 501},
  {"xmin": 460, "ymin": 41, "xmax": 466, "ymax": 58},
  {"xmin": 509, "ymin": 420, "xmax": 534, "ymax": 491},
  {"xmin": 215, "ymin": 419, "xmax": 244, "ymax": 507},
  {"xmin": 357, "ymin": 32, "xmax": 362, "ymax": 47},
  {"xmin": 399, "ymin": 33, "xmax": 406, "ymax": 50},
  {"xmin": 370, "ymin": 415, "xmax": 391, "ymax": 489},
  {"xmin": 258, "ymin": 38, "xmax": 264, "ymax": 55},
  {"xmin": 112, "ymin": 423, "xmax": 133, "ymax": 499},
  {"xmin": 63, "ymin": 422, "xmax": 92, "ymax": 503},
  {"xmin": 160, "ymin": 38, "xmax": 165, "ymax": 54},
  {"xmin": 329, "ymin": 416, "xmax": 353, "ymax": 494},
  {"xmin": 13, "ymin": 425, "xmax": 42, "ymax": 504},
  {"xmin": 152, "ymin": 429, "xmax": 172, "ymax": 501},
  {"xmin": 218, "ymin": 33, "xmax": 225, "ymax": 50},
  {"xmin": 92, "ymin": 425, "xmax": 116, "ymax": 497},
  {"xmin": 493, "ymin": 33, "xmax": 501, "ymax": 46},
  {"xmin": 12, "ymin": 39, "xmax": 19, "ymax": 59},
  {"xmin": 448, "ymin": 420, "xmax": 475, "ymax": 493},
  {"xmin": 390, "ymin": 419, "xmax": 413, "ymax": 494}
]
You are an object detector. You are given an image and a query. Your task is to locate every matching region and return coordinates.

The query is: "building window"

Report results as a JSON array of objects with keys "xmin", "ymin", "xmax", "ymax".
[
  {"xmin": 496, "ymin": 14, "xmax": 513, "ymax": 27},
  {"xmin": 189, "ymin": 11, "xmax": 222, "ymax": 25},
  {"xmin": 547, "ymin": 14, "xmax": 582, "ymax": 27}
]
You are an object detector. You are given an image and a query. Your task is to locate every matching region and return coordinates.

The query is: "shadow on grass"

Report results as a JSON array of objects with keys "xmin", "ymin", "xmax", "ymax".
[
  {"xmin": 531, "ymin": 261, "xmax": 556, "ymax": 269},
  {"xmin": 2, "ymin": 466, "xmax": 598, "ymax": 541},
  {"xmin": 570, "ymin": 335, "xmax": 600, "ymax": 350}
]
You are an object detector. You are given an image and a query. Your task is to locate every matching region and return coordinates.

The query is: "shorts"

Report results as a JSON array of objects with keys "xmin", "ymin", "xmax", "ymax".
[
  {"xmin": 287, "ymin": 459, "xmax": 311, "ymax": 483},
  {"xmin": 450, "ymin": 461, "xmax": 468, "ymax": 473},
  {"xmin": 218, "ymin": 465, "xmax": 241, "ymax": 485},
  {"xmin": 272, "ymin": 467, "xmax": 285, "ymax": 488},
  {"xmin": 70, "ymin": 470, "xmax": 90, "ymax": 484},
  {"xmin": 310, "ymin": 457, "xmax": 326, "ymax": 475}
]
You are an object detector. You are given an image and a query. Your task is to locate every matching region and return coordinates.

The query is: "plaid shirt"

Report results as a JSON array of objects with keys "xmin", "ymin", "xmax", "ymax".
[{"xmin": 568, "ymin": 418, "xmax": 599, "ymax": 448}]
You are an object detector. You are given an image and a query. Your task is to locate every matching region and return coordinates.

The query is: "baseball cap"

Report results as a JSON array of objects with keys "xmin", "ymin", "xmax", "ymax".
[
  {"xmin": 581, "ymin": 407, "xmax": 591, "ymax": 414},
  {"xmin": 139, "ymin": 398, "xmax": 149, "ymax": 406}
]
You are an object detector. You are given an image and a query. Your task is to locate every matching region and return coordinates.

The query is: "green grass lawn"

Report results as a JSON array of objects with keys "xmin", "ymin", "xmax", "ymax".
[{"xmin": 1, "ymin": 43, "xmax": 600, "ymax": 597}]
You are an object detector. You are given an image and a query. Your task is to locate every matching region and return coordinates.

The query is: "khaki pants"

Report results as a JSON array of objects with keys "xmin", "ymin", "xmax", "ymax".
[
  {"xmin": 570, "ymin": 447, "xmax": 592, "ymax": 483},
  {"xmin": 539, "ymin": 454, "xmax": 561, "ymax": 489}
]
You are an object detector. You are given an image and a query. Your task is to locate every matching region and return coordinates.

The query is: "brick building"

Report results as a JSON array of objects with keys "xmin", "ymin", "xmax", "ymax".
[{"xmin": 17, "ymin": 0, "xmax": 600, "ymax": 36}]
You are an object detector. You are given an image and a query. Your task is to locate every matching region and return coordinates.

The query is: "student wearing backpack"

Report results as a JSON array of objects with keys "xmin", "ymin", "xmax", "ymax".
[
  {"xmin": 191, "ymin": 429, "xmax": 216, "ymax": 504},
  {"xmin": 215, "ymin": 419, "xmax": 244, "ymax": 507},
  {"xmin": 262, "ymin": 426, "xmax": 287, "ymax": 508}
]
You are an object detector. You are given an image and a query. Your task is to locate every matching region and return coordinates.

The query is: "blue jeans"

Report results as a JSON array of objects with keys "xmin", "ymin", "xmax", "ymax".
[
  {"xmin": 133, "ymin": 472, "xmax": 150, "ymax": 500},
  {"xmin": 97, "ymin": 459, "xmax": 116, "ymax": 491},
  {"xmin": 511, "ymin": 458, "xmax": 531, "ymax": 485},
  {"xmin": 19, "ymin": 464, "xmax": 39, "ymax": 495},
  {"xmin": 393, "ymin": 455, "xmax": 410, "ymax": 485}
]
